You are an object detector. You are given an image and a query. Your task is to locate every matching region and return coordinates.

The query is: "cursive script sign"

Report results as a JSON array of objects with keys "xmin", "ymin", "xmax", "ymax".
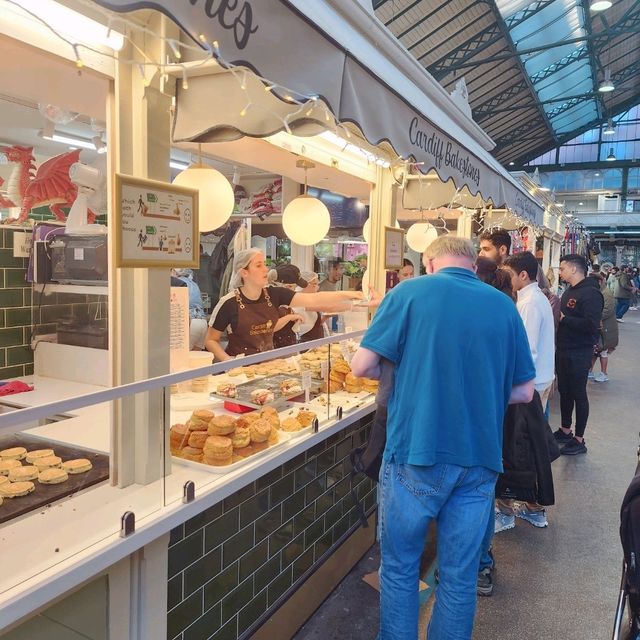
[{"xmin": 187, "ymin": 0, "xmax": 258, "ymax": 49}]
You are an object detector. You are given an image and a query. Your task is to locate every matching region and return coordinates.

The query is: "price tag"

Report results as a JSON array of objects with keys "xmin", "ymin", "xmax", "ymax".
[
  {"xmin": 320, "ymin": 360, "xmax": 328, "ymax": 380},
  {"xmin": 340, "ymin": 341, "xmax": 352, "ymax": 364},
  {"xmin": 301, "ymin": 370, "xmax": 312, "ymax": 404},
  {"xmin": 288, "ymin": 355, "xmax": 302, "ymax": 373}
]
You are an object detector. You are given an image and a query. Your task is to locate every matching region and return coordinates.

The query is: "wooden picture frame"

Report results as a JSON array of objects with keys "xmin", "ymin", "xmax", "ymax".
[
  {"xmin": 114, "ymin": 173, "xmax": 199, "ymax": 268},
  {"xmin": 384, "ymin": 226, "xmax": 405, "ymax": 270}
]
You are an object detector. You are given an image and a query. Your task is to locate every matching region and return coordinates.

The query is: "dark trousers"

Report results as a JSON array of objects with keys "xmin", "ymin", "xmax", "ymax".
[
  {"xmin": 616, "ymin": 298, "xmax": 631, "ymax": 319},
  {"xmin": 556, "ymin": 348, "xmax": 592, "ymax": 438}
]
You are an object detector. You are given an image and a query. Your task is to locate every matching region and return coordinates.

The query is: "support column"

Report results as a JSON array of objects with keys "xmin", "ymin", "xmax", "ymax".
[{"xmin": 368, "ymin": 167, "xmax": 397, "ymax": 297}]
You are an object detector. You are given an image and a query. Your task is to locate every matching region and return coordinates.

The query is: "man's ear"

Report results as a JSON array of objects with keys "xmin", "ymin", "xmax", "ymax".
[{"xmin": 472, "ymin": 264, "xmax": 478, "ymax": 274}]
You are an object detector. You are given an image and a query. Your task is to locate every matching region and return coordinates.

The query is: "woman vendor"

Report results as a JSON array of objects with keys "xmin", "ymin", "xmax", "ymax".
[{"xmin": 205, "ymin": 249, "xmax": 373, "ymax": 361}]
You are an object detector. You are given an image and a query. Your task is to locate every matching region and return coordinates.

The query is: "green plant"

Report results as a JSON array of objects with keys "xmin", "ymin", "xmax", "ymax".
[{"xmin": 343, "ymin": 255, "xmax": 367, "ymax": 278}]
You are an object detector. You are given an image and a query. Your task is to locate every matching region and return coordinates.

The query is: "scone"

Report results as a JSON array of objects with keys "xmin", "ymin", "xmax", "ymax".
[
  {"xmin": 25, "ymin": 449, "xmax": 55, "ymax": 464},
  {"xmin": 296, "ymin": 410, "xmax": 317, "ymax": 427},
  {"xmin": 179, "ymin": 446, "xmax": 203, "ymax": 462},
  {"xmin": 321, "ymin": 379, "xmax": 342, "ymax": 393},
  {"xmin": 0, "ymin": 481, "xmax": 35, "ymax": 497},
  {"xmin": 0, "ymin": 475, "xmax": 9, "ymax": 486},
  {"xmin": 345, "ymin": 373, "xmax": 363, "ymax": 393},
  {"xmin": 208, "ymin": 415, "xmax": 236, "ymax": 436},
  {"xmin": 216, "ymin": 382, "xmax": 237, "ymax": 398},
  {"xmin": 188, "ymin": 409, "xmax": 215, "ymax": 431},
  {"xmin": 188, "ymin": 431, "xmax": 209, "ymax": 448},
  {"xmin": 231, "ymin": 426, "xmax": 251, "ymax": 449},
  {"xmin": 34, "ymin": 455, "xmax": 62, "ymax": 471},
  {"xmin": 61, "ymin": 459, "xmax": 93, "ymax": 474},
  {"xmin": 332, "ymin": 359, "xmax": 351, "ymax": 375},
  {"xmin": 8, "ymin": 465, "xmax": 38, "ymax": 482},
  {"xmin": 170, "ymin": 423, "xmax": 190, "ymax": 452},
  {"xmin": 280, "ymin": 417, "xmax": 302, "ymax": 432},
  {"xmin": 38, "ymin": 468, "xmax": 69, "ymax": 484},
  {"xmin": 0, "ymin": 447, "xmax": 27, "ymax": 460},
  {"xmin": 361, "ymin": 377, "xmax": 379, "ymax": 393},
  {"xmin": 279, "ymin": 378, "xmax": 302, "ymax": 396},
  {"xmin": 250, "ymin": 419, "xmax": 272, "ymax": 443},
  {"xmin": 0, "ymin": 459, "xmax": 22, "ymax": 475},
  {"xmin": 203, "ymin": 435, "xmax": 233, "ymax": 466},
  {"xmin": 251, "ymin": 388, "xmax": 274, "ymax": 406}
]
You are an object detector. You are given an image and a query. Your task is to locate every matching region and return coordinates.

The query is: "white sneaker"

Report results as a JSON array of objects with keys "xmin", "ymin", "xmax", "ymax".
[
  {"xmin": 595, "ymin": 372, "xmax": 609, "ymax": 382},
  {"xmin": 494, "ymin": 511, "xmax": 515, "ymax": 533},
  {"xmin": 617, "ymin": 318, "xmax": 624, "ymax": 323},
  {"xmin": 588, "ymin": 371, "xmax": 595, "ymax": 380}
]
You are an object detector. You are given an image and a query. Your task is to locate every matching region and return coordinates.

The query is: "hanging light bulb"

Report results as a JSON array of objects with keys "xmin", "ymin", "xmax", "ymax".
[
  {"xmin": 406, "ymin": 222, "xmax": 438, "ymax": 253},
  {"xmin": 282, "ymin": 160, "xmax": 330, "ymax": 246},
  {"xmin": 598, "ymin": 69, "xmax": 615, "ymax": 93},
  {"xmin": 603, "ymin": 119, "xmax": 616, "ymax": 135},
  {"xmin": 606, "ymin": 147, "xmax": 616, "ymax": 161},
  {"xmin": 590, "ymin": 0, "xmax": 612, "ymax": 10},
  {"xmin": 172, "ymin": 144, "xmax": 234, "ymax": 231}
]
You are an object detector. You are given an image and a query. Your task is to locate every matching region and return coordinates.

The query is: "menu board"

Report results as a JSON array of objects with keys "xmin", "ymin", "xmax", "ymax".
[
  {"xmin": 115, "ymin": 174, "xmax": 198, "ymax": 268},
  {"xmin": 384, "ymin": 226, "xmax": 405, "ymax": 269},
  {"xmin": 170, "ymin": 286, "xmax": 190, "ymax": 373}
]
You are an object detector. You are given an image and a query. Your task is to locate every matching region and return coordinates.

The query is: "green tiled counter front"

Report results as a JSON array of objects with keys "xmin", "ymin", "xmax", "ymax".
[{"xmin": 167, "ymin": 415, "xmax": 377, "ymax": 640}]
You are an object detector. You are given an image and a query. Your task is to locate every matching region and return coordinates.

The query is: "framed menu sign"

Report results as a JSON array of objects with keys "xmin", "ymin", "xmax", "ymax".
[
  {"xmin": 384, "ymin": 226, "xmax": 405, "ymax": 270},
  {"xmin": 115, "ymin": 174, "xmax": 199, "ymax": 268}
]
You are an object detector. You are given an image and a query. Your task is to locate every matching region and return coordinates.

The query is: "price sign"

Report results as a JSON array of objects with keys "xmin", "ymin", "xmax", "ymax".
[
  {"xmin": 320, "ymin": 360, "xmax": 328, "ymax": 381},
  {"xmin": 302, "ymin": 370, "xmax": 312, "ymax": 404},
  {"xmin": 340, "ymin": 341, "xmax": 352, "ymax": 363},
  {"xmin": 289, "ymin": 355, "xmax": 302, "ymax": 372}
]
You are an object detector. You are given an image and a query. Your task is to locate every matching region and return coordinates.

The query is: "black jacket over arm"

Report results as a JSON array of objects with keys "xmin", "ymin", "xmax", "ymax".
[{"xmin": 496, "ymin": 392, "xmax": 559, "ymax": 506}]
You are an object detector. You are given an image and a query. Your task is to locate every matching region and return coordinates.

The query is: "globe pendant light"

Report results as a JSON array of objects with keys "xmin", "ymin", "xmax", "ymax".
[
  {"xmin": 406, "ymin": 220, "xmax": 438, "ymax": 252},
  {"xmin": 282, "ymin": 159, "xmax": 330, "ymax": 246},
  {"xmin": 363, "ymin": 217, "xmax": 400, "ymax": 243},
  {"xmin": 172, "ymin": 144, "xmax": 234, "ymax": 232}
]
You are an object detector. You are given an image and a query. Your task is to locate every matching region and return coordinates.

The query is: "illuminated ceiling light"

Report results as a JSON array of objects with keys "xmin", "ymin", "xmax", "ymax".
[
  {"xmin": 172, "ymin": 144, "xmax": 234, "ymax": 231},
  {"xmin": 590, "ymin": 0, "xmax": 612, "ymax": 10},
  {"xmin": 406, "ymin": 222, "xmax": 438, "ymax": 253},
  {"xmin": 91, "ymin": 135, "xmax": 107, "ymax": 154},
  {"xmin": 598, "ymin": 69, "xmax": 615, "ymax": 93},
  {"xmin": 603, "ymin": 119, "xmax": 616, "ymax": 135},
  {"xmin": 318, "ymin": 131, "xmax": 391, "ymax": 168},
  {"xmin": 509, "ymin": 161, "xmax": 515, "ymax": 166},
  {"xmin": 11, "ymin": 0, "xmax": 124, "ymax": 50},
  {"xmin": 40, "ymin": 131, "xmax": 96, "ymax": 150},
  {"xmin": 606, "ymin": 148, "xmax": 616, "ymax": 161},
  {"xmin": 594, "ymin": 172, "xmax": 600, "ymax": 176},
  {"xmin": 579, "ymin": 202, "xmax": 584, "ymax": 206},
  {"xmin": 282, "ymin": 159, "xmax": 330, "ymax": 246}
]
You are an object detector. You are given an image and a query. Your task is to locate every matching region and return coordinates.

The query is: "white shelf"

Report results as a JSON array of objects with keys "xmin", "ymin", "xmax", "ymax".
[{"xmin": 34, "ymin": 283, "xmax": 108, "ymax": 296}]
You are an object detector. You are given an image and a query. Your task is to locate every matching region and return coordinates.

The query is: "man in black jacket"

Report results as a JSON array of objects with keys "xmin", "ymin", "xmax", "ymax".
[{"xmin": 554, "ymin": 254, "xmax": 603, "ymax": 455}]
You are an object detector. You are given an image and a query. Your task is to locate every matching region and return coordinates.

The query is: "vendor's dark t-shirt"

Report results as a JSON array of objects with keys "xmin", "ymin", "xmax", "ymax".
[{"xmin": 209, "ymin": 286, "xmax": 296, "ymax": 334}]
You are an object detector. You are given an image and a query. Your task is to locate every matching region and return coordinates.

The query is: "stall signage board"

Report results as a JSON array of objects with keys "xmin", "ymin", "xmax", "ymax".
[
  {"xmin": 384, "ymin": 226, "xmax": 405, "ymax": 270},
  {"xmin": 115, "ymin": 174, "xmax": 199, "ymax": 268},
  {"xmin": 170, "ymin": 286, "xmax": 190, "ymax": 373}
]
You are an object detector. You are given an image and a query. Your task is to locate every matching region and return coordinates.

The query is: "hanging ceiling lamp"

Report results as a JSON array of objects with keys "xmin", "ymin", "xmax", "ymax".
[
  {"xmin": 282, "ymin": 159, "xmax": 330, "ymax": 246},
  {"xmin": 598, "ymin": 69, "xmax": 615, "ymax": 93},
  {"xmin": 590, "ymin": 0, "xmax": 612, "ymax": 10},
  {"xmin": 406, "ymin": 220, "xmax": 439, "ymax": 253},
  {"xmin": 172, "ymin": 144, "xmax": 234, "ymax": 231},
  {"xmin": 603, "ymin": 119, "xmax": 616, "ymax": 135},
  {"xmin": 606, "ymin": 148, "xmax": 616, "ymax": 161}
]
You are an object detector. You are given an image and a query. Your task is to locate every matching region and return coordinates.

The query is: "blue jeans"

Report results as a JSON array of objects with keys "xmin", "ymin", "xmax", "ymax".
[
  {"xmin": 479, "ymin": 502, "xmax": 495, "ymax": 572},
  {"xmin": 616, "ymin": 298, "xmax": 631, "ymax": 319},
  {"xmin": 378, "ymin": 460, "xmax": 497, "ymax": 640}
]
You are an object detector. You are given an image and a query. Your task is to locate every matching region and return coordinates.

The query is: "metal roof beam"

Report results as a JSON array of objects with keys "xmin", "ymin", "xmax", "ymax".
[{"xmin": 395, "ymin": 0, "xmax": 460, "ymax": 38}]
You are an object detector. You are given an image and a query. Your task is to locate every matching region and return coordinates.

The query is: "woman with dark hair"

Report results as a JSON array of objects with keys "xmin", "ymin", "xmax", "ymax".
[{"xmin": 475, "ymin": 256, "xmax": 514, "ymax": 299}]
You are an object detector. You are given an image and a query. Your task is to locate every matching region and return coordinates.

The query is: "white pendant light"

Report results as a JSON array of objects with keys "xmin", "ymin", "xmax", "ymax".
[
  {"xmin": 172, "ymin": 144, "xmax": 234, "ymax": 232},
  {"xmin": 598, "ymin": 69, "xmax": 615, "ymax": 93},
  {"xmin": 590, "ymin": 0, "xmax": 612, "ymax": 10},
  {"xmin": 406, "ymin": 222, "xmax": 438, "ymax": 252},
  {"xmin": 363, "ymin": 217, "xmax": 400, "ymax": 243},
  {"xmin": 282, "ymin": 160, "xmax": 330, "ymax": 246},
  {"xmin": 603, "ymin": 119, "xmax": 616, "ymax": 135},
  {"xmin": 606, "ymin": 147, "xmax": 616, "ymax": 161}
]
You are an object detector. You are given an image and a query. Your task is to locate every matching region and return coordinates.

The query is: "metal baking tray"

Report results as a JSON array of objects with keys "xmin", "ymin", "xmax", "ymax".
[
  {"xmin": 209, "ymin": 373, "xmax": 321, "ymax": 410},
  {"xmin": 0, "ymin": 433, "xmax": 109, "ymax": 525}
]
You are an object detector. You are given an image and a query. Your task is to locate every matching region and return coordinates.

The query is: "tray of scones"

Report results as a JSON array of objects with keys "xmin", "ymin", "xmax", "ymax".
[
  {"xmin": 0, "ymin": 434, "xmax": 109, "ymax": 524},
  {"xmin": 170, "ymin": 406, "xmax": 315, "ymax": 474}
]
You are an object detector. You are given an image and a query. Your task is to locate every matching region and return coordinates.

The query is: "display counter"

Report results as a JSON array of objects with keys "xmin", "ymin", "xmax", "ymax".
[{"xmin": 0, "ymin": 332, "xmax": 378, "ymax": 638}]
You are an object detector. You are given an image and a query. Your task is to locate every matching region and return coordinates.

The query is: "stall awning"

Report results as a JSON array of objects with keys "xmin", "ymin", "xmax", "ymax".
[{"xmin": 93, "ymin": 0, "xmax": 543, "ymax": 224}]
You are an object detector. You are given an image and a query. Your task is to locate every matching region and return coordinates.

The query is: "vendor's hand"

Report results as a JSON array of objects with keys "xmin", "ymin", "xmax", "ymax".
[
  {"xmin": 367, "ymin": 286, "xmax": 383, "ymax": 307},
  {"xmin": 288, "ymin": 313, "xmax": 304, "ymax": 323}
]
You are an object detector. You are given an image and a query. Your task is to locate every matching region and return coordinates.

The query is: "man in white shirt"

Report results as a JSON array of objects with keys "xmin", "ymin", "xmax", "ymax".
[{"xmin": 504, "ymin": 251, "xmax": 555, "ymax": 408}]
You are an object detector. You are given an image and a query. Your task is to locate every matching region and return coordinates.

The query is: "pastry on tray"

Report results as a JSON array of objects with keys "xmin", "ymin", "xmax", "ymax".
[
  {"xmin": 25, "ymin": 449, "xmax": 55, "ymax": 464},
  {"xmin": 280, "ymin": 417, "xmax": 303, "ymax": 432},
  {"xmin": 251, "ymin": 388, "xmax": 274, "ymax": 406},
  {"xmin": 216, "ymin": 382, "xmax": 237, "ymax": 398},
  {"xmin": 0, "ymin": 459, "xmax": 22, "ymax": 475},
  {"xmin": 279, "ymin": 378, "xmax": 303, "ymax": 396},
  {"xmin": 0, "ymin": 447, "xmax": 27, "ymax": 461},
  {"xmin": 0, "ymin": 481, "xmax": 35, "ymax": 498},
  {"xmin": 188, "ymin": 409, "xmax": 215, "ymax": 431},
  {"xmin": 250, "ymin": 419, "xmax": 272, "ymax": 443},
  {"xmin": 61, "ymin": 459, "xmax": 93, "ymax": 474},
  {"xmin": 38, "ymin": 468, "xmax": 69, "ymax": 485},
  {"xmin": 208, "ymin": 415, "xmax": 236, "ymax": 436},
  {"xmin": 296, "ymin": 410, "xmax": 317, "ymax": 427},
  {"xmin": 33, "ymin": 455, "xmax": 62, "ymax": 471},
  {"xmin": 8, "ymin": 465, "xmax": 38, "ymax": 482}
]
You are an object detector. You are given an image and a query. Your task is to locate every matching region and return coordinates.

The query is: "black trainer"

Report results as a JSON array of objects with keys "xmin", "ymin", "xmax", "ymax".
[
  {"xmin": 561, "ymin": 437, "xmax": 587, "ymax": 456},
  {"xmin": 553, "ymin": 428, "xmax": 574, "ymax": 444},
  {"xmin": 477, "ymin": 566, "xmax": 493, "ymax": 596}
]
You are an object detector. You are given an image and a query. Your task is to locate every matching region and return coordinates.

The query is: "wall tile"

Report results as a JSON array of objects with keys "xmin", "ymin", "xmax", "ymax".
[
  {"xmin": 204, "ymin": 507, "xmax": 239, "ymax": 552},
  {"xmin": 254, "ymin": 505, "xmax": 281, "ymax": 544},
  {"xmin": 0, "ymin": 365, "xmax": 26, "ymax": 379},
  {"xmin": 255, "ymin": 466, "xmax": 282, "ymax": 491},
  {"xmin": 7, "ymin": 346, "xmax": 32, "ymax": 366},
  {"xmin": 168, "ymin": 530, "xmax": 204, "ymax": 579},
  {"xmin": 209, "ymin": 617, "xmax": 237, "ymax": 640},
  {"xmin": 167, "ymin": 590, "xmax": 203, "ymax": 639},
  {"xmin": 281, "ymin": 488, "xmax": 305, "ymax": 522},
  {"xmin": 183, "ymin": 603, "xmax": 221, "ymax": 640},
  {"xmin": 253, "ymin": 554, "xmax": 280, "ymax": 595},
  {"xmin": 184, "ymin": 547, "xmax": 222, "ymax": 597},
  {"xmin": 221, "ymin": 576, "xmax": 254, "ymax": 624},
  {"xmin": 281, "ymin": 532, "xmax": 304, "ymax": 568},
  {"xmin": 267, "ymin": 565, "xmax": 292, "ymax": 608},
  {"xmin": 269, "ymin": 473, "xmax": 293, "ymax": 507},
  {"xmin": 185, "ymin": 502, "xmax": 222, "ymax": 537},
  {"xmin": 292, "ymin": 547, "xmax": 314, "ymax": 583},
  {"xmin": 239, "ymin": 489, "xmax": 268, "ymax": 528},
  {"xmin": 4, "ymin": 269, "xmax": 27, "ymax": 288},
  {"xmin": 204, "ymin": 564, "xmax": 239, "ymax": 611},
  {"xmin": 237, "ymin": 589, "xmax": 267, "ymax": 636},
  {"xmin": 268, "ymin": 520, "xmax": 294, "ymax": 558},
  {"xmin": 222, "ymin": 525, "xmax": 254, "ymax": 569},
  {"xmin": 170, "ymin": 524, "xmax": 185, "ymax": 547},
  {"xmin": 0, "ymin": 249, "xmax": 23, "ymax": 268},
  {"xmin": 223, "ymin": 482, "xmax": 256, "ymax": 512},
  {"xmin": 0, "ymin": 327, "xmax": 23, "ymax": 348},
  {"xmin": 168, "ymin": 574, "xmax": 183, "ymax": 611},
  {"xmin": 239, "ymin": 539, "xmax": 268, "ymax": 582}
]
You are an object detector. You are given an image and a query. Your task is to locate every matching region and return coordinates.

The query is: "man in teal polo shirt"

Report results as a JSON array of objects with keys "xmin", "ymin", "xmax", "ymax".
[{"xmin": 351, "ymin": 236, "xmax": 535, "ymax": 640}]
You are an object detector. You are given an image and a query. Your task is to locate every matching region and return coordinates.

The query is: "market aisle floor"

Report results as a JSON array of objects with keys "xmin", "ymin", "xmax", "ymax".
[{"xmin": 294, "ymin": 309, "xmax": 640, "ymax": 640}]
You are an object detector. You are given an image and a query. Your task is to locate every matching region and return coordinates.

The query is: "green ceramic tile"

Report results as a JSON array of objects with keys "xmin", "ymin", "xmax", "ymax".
[
  {"xmin": 334, "ymin": 476, "xmax": 350, "ymax": 500},
  {"xmin": 223, "ymin": 482, "xmax": 255, "ymax": 512},
  {"xmin": 293, "ymin": 505, "xmax": 315, "ymax": 537},
  {"xmin": 23, "ymin": 363, "xmax": 34, "ymax": 376},
  {"xmin": 267, "ymin": 565, "xmax": 292, "ymax": 607},
  {"xmin": 0, "ymin": 290, "xmax": 24, "ymax": 309},
  {"xmin": 168, "ymin": 530, "xmax": 204, "ymax": 578},
  {"xmin": 292, "ymin": 547, "xmax": 314, "ymax": 583},
  {"xmin": 333, "ymin": 513, "xmax": 351, "ymax": 542},
  {"xmin": 306, "ymin": 441, "xmax": 326, "ymax": 459},
  {"xmin": 0, "ymin": 350, "xmax": 5, "ymax": 368},
  {"xmin": 282, "ymin": 452, "xmax": 305, "ymax": 475},
  {"xmin": 4, "ymin": 269, "xmax": 27, "ymax": 289},
  {"xmin": 255, "ymin": 467, "xmax": 282, "ymax": 492},
  {"xmin": 4, "ymin": 231, "xmax": 14, "ymax": 248},
  {"xmin": 335, "ymin": 435, "xmax": 354, "ymax": 461},
  {"xmin": 184, "ymin": 547, "xmax": 222, "ymax": 597},
  {"xmin": 0, "ymin": 248, "xmax": 22, "ymax": 268},
  {"xmin": 167, "ymin": 590, "xmax": 203, "ymax": 639},
  {"xmin": 209, "ymin": 617, "xmax": 237, "ymax": 640},
  {"xmin": 183, "ymin": 603, "xmax": 221, "ymax": 640},
  {"xmin": 204, "ymin": 507, "xmax": 239, "ymax": 552},
  {"xmin": 239, "ymin": 489, "xmax": 269, "ymax": 528},
  {"xmin": 239, "ymin": 539, "xmax": 268, "ymax": 582},
  {"xmin": 0, "ymin": 328, "xmax": 20, "ymax": 351},
  {"xmin": 269, "ymin": 474, "xmax": 293, "ymax": 507},
  {"xmin": 40, "ymin": 305, "xmax": 69, "ymax": 324},
  {"xmin": 168, "ymin": 574, "xmax": 183, "ymax": 611},
  {"xmin": 281, "ymin": 532, "xmax": 304, "ymax": 568},
  {"xmin": 305, "ymin": 475, "xmax": 326, "ymax": 505},
  {"xmin": 185, "ymin": 502, "xmax": 222, "ymax": 537},
  {"xmin": 238, "ymin": 589, "xmax": 267, "ymax": 636},
  {"xmin": 253, "ymin": 554, "xmax": 281, "ymax": 594},
  {"xmin": 324, "ymin": 503, "xmax": 343, "ymax": 531},
  {"xmin": 364, "ymin": 490, "xmax": 377, "ymax": 513},
  {"xmin": 316, "ymin": 447, "xmax": 336, "ymax": 473},
  {"xmin": 314, "ymin": 530, "xmax": 333, "ymax": 562},
  {"xmin": 22, "ymin": 288, "xmax": 31, "ymax": 307},
  {"xmin": 204, "ymin": 564, "xmax": 239, "ymax": 611},
  {"xmin": 294, "ymin": 460, "xmax": 316, "ymax": 491},
  {"xmin": 304, "ymin": 520, "xmax": 324, "ymax": 550},
  {"xmin": 170, "ymin": 524, "xmax": 185, "ymax": 547},
  {"xmin": 221, "ymin": 575, "xmax": 254, "ymax": 623},
  {"xmin": 268, "ymin": 521, "xmax": 294, "ymax": 558},
  {"xmin": 282, "ymin": 488, "xmax": 305, "ymax": 521},
  {"xmin": 254, "ymin": 505, "xmax": 282, "ymax": 544},
  {"xmin": 315, "ymin": 490, "xmax": 334, "ymax": 520},
  {"xmin": 0, "ymin": 365, "xmax": 25, "ymax": 379},
  {"xmin": 326, "ymin": 461, "xmax": 345, "ymax": 488},
  {"xmin": 0, "ymin": 309, "xmax": 5, "ymax": 328},
  {"xmin": 222, "ymin": 525, "xmax": 254, "ymax": 569},
  {"xmin": 7, "ymin": 346, "xmax": 32, "ymax": 366}
]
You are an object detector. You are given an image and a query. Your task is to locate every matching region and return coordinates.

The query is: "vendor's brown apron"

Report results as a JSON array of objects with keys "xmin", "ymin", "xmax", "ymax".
[
  {"xmin": 273, "ymin": 306, "xmax": 297, "ymax": 349},
  {"xmin": 301, "ymin": 312, "xmax": 324, "ymax": 342},
  {"xmin": 226, "ymin": 288, "xmax": 280, "ymax": 356}
]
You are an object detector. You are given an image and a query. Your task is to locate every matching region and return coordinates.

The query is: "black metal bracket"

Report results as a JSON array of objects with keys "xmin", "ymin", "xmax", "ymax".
[
  {"xmin": 183, "ymin": 480, "xmax": 195, "ymax": 504},
  {"xmin": 120, "ymin": 511, "xmax": 135, "ymax": 538}
]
